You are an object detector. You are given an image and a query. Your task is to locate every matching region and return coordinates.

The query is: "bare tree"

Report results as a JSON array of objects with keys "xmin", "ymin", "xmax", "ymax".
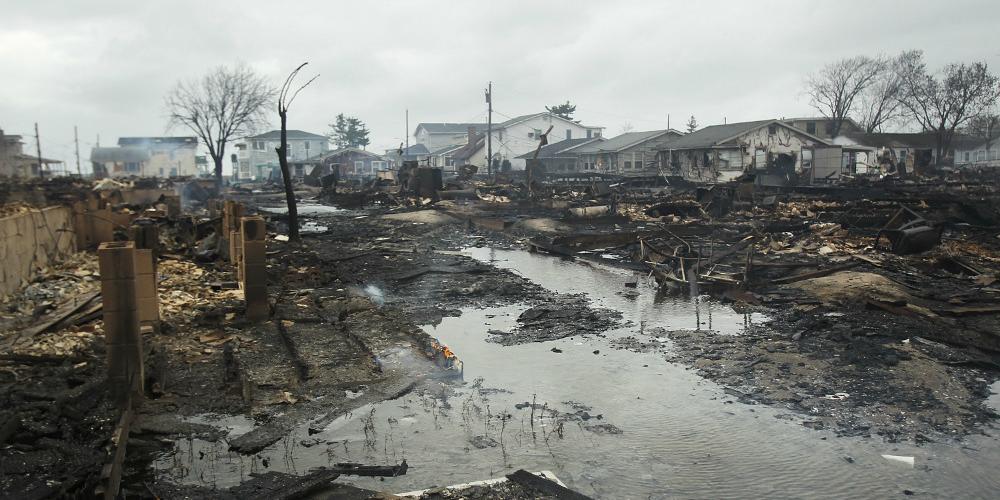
[
  {"xmin": 806, "ymin": 56, "xmax": 883, "ymax": 137},
  {"xmin": 963, "ymin": 112, "xmax": 1000, "ymax": 140},
  {"xmin": 898, "ymin": 51, "xmax": 1000, "ymax": 164},
  {"xmin": 166, "ymin": 64, "xmax": 274, "ymax": 191},
  {"xmin": 855, "ymin": 53, "xmax": 913, "ymax": 133},
  {"xmin": 620, "ymin": 121, "xmax": 635, "ymax": 134},
  {"xmin": 276, "ymin": 63, "xmax": 319, "ymax": 243}
]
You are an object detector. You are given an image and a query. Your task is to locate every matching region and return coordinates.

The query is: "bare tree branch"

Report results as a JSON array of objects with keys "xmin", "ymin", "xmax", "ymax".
[{"xmin": 806, "ymin": 56, "xmax": 882, "ymax": 136}]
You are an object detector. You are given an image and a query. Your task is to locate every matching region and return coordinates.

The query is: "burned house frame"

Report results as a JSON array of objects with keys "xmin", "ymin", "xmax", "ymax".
[{"xmin": 658, "ymin": 119, "xmax": 842, "ymax": 184}]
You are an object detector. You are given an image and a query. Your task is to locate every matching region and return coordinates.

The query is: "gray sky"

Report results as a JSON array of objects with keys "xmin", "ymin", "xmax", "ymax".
[{"xmin": 3, "ymin": 0, "xmax": 999, "ymax": 173}]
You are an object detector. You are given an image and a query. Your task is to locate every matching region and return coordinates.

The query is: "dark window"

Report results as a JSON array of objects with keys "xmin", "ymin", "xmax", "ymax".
[
  {"xmin": 624, "ymin": 161, "xmax": 632, "ymax": 169},
  {"xmin": 768, "ymin": 125, "xmax": 777, "ymax": 135},
  {"xmin": 586, "ymin": 130, "xmax": 592, "ymax": 139},
  {"xmin": 806, "ymin": 122, "xmax": 816, "ymax": 134},
  {"xmin": 566, "ymin": 129, "xmax": 572, "ymax": 140},
  {"xmin": 824, "ymin": 122, "xmax": 834, "ymax": 135}
]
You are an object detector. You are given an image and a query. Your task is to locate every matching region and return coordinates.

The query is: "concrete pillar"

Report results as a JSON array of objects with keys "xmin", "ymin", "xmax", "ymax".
[
  {"xmin": 240, "ymin": 216, "xmax": 268, "ymax": 322},
  {"xmin": 129, "ymin": 218, "xmax": 159, "ymax": 258},
  {"xmin": 162, "ymin": 194, "xmax": 181, "ymax": 218},
  {"xmin": 129, "ymin": 218, "xmax": 160, "ymax": 333},
  {"xmin": 98, "ymin": 241, "xmax": 143, "ymax": 405},
  {"xmin": 221, "ymin": 200, "xmax": 245, "ymax": 263}
]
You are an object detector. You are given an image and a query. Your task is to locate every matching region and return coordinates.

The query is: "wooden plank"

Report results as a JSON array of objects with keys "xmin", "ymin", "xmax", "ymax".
[{"xmin": 769, "ymin": 261, "xmax": 861, "ymax": 286}]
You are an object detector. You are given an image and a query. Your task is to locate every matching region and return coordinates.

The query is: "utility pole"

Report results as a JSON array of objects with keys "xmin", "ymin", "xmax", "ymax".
[
  {"xmin": 405, "ymin": 109, "xmax": 409, "ymax": 151},
  {"xmin": 34, "ymin": 123, "xmax": 44, "ymax": 177},
  {"xmin": 486, "ymin": 81, "xmax": 492, "ymax": 177},
  {"xmin": 74, "ymin": 125, "xmax": 81, "ymax": 176}
]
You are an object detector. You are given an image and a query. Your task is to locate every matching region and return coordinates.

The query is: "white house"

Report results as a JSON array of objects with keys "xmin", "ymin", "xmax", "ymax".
[
  {"xmin": 449, "ymin": 112, "xmax": 603, "ymax": 170},
  {"xmin": 413, "ymin": 123, "xmax": 488, "ymax": 152}
]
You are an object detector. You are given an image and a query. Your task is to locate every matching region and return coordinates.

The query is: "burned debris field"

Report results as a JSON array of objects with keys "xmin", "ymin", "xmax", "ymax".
[
  {"xmin": 5, "ymin": 2, "xmax": 1000, "ymax": 497},
  {"xmin": 0, "ymin": 167, "xmax": 998, "ymax": 498}
]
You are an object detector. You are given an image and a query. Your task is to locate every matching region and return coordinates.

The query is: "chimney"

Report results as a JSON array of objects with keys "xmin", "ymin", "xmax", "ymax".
[{"xmin": 468, "ymin": 126, "xmax": 476, "ymax": 145}]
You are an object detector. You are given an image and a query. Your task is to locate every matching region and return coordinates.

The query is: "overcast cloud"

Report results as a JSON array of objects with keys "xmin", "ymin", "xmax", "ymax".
[{"xmin": 2, "ymin": 0, "xmax": 999, "ymax": 173}]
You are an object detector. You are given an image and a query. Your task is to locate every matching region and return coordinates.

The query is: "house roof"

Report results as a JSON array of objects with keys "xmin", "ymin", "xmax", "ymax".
[
  {"xmin": 307, "ymin": 147, "xmax": 385, "ymax": 163},
  {"xmin": 572, "ymin": 129, "xmax": 682, "ymax": 154},
  {"xmin": 452, "ymin": 133, "xmax": 485, "ymax": 161},
  {"xmin": 118, "ymin": 136, "xmax": 197, "ymax": 146},
  {"xmin": 429, "ymin": 143, "xmax": 465, "ymax": 156},
  {"xmin": 415, "ymin": 123, "xmax": 488, "ymax": 135},
  {"xmin": 664, "ymin": 120, "xmax": 829, "ymax": 150},
  {"xmin": 90, "ymin": 147, "xmax": 151, "ymax": 163},
  {"xmin": 497, "ymin": 112, "xmax": 603, "ymax": 130},
  {"xmin": 246, "ymin": 130, "xmax": 328, "ymax": 141},
  {"xmin": 515, "ymin": 137, "xmax": 604, "ymax": 159},
  {"xmin": 663, "ymin": 120, "xmax": 776, "ymax": 149},
  {"xmin": 396, "ymin": 143, "xmax": 430, "ymax": 156},
  {"xmin": 842, "ymin": 132, "xmax": 983, "ymax": 150}
]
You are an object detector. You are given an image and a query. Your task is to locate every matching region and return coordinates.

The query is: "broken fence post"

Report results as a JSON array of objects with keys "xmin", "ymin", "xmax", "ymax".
[{"xmin": 98, "ymin": 241, "xmax": 144, "ymax": 405}]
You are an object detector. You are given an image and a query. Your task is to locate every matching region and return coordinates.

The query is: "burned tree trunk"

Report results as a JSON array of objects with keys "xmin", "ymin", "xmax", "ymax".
[
  {"xmin": 275, "ymin": 62, "xmax": 318, "ymax": 243},
  {"xmin": 277, "ymin": 110, "xmax": 299, "ymax": 242}
]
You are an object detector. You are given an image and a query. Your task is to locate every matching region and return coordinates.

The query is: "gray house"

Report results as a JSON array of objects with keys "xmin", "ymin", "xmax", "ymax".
[
  {"xmin": 571, "ymin": 129, "xmax": 684, "ymax": 173},
  {"xmin": 515, "ymin": 137, "xmax": 604, "ymax": 173},
  {"xmin": 237, "ymin": 130, "xmax": 329, "ymax": 180}
]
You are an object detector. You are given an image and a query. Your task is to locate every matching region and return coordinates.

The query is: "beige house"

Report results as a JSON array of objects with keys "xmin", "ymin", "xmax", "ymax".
[
  {"xmin": 91, "ymin": 137, "xmax": 199, "ymax": 178},
  {"xmin": 0, "ymin": 128, "xmax": 62, "ymax": 178}
]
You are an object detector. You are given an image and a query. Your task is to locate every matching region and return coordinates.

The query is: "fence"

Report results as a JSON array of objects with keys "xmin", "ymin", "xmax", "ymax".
[{"xmin": 0, "ymin": 206, "xmax": 76, "ymax": 296}]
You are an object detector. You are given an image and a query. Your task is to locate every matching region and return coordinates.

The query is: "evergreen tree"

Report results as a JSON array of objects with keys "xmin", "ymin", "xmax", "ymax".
[
  {"xmin": 546, "ymin": 101, "xmax": 577, "ymax": 120},
  {"xmin": 686, "ymin": 115, "xmax": 698, "ymax": 133},
  {"xmin": 328, "ymin": 113, "xmax": 371, "ymax": 149}
]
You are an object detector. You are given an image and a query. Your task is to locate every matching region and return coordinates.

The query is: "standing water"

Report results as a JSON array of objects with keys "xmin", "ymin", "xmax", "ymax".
[{"xmin": 155, "ymin": 248, "xmax": 1000, "ymax": 498}]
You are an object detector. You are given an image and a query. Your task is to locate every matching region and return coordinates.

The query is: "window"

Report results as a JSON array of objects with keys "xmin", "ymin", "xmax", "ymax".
[
  {"xmin": 768, "ymin": 124, "xmax": 777, "ymax": 135},
  {"xmin": 125, "ymin": 162, "xmax": 140, "ymax": 172},
  {"xmin": 806, "ymin": 122, "xmax": 816, "ymax": 134},
  {"xmin": 965, "ymin": 152, "xmax": 971, "ymax": 161},
  {"xmin": 566, "ymin": 129, "xmax": 572, "ymax": 140},
  {"xmin": 170, "ymin": 168, "xmax": 178, "ymax": 177},
  {"xmin": 294, "ymin": 165, "xmax": 303, "ymax": 176},
  {"xmin": 976, "ymin": 150, "xmax": 986, "ymax": 162},
  {"xmin": 372, "ymin": 160, "xmax": 386, "ymax": 171},
  {"xmin": 531, "ymin": 128, "xmax": 541, "ymax": 139},
  {"xmin": 824, "ymin": 122, "xmax": 834, "ymax": 135},
  {"xmin": 586, "ymin": 130, "xmax": 592, "ymax": 139},
  {"xmin": 624, "ymin": 161, "xmax": 632, "ymax": 169},
  {"xmin": 355, "ymin": 160, "xmax": 365, "ymax": 173},
  {"xmin": 304, "ymin": 141, "xmax": 310, "ymax": 151},
  {"xmin": 159, "ymin": 168, "xmax": 164, "ymax": 176},
  {"xmin": 445, "ymin": 157, "xmax": 455, "ymax": 167},
  {"xmin": 253, "ymin": 140, "xmax": 265, "ymax": 150},
  {"xmin": 991, "ymin": 150, "xmax": 998, "ymax": 161}
]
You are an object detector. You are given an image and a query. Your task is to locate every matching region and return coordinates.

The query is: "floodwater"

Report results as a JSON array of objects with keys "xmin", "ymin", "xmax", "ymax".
[{"xmin": 154, "ymin": 248, "xmax": 1000, "ymax": 498}]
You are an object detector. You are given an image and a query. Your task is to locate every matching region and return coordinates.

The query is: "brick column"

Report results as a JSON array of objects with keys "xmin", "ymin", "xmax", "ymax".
[
  {"xmin": 98, "ymin": 242, "xmax": 143, "ymax": 405},
  {"xmin": 240, "ymin": 216, "xmax": 268, "ymax": 322}
]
